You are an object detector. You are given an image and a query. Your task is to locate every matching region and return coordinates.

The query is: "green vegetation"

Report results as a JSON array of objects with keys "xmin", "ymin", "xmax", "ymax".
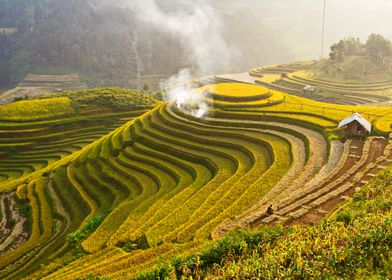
[
  {"xmin": 0, "ymin": 97, "xmax": 74, "ymax": 120},
  {"xmin": 330, "ymin": 34, "xmax": 392, "ymax": 69},
  {"xmin": 67, "ymin": 211, "xmax": 111, "ymax": 246}
]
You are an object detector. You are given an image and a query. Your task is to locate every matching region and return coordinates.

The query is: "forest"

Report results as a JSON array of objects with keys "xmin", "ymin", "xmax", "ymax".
[{"xmin": 0, "ymin": 0, "xmax": 186, "ymax": 87}]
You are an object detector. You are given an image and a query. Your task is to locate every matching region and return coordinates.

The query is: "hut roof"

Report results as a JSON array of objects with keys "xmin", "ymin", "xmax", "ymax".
[
  {"xmin": 303, "ymin": 85, "xmax": 317, "ymax": 91},
  {"xmin": 338, "ymin": 113, "xmax": 371, "ymax": 133}
]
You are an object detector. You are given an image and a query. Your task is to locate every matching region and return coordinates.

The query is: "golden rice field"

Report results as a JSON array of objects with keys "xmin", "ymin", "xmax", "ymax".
[
  {"xmin": 0, "ymin": 73, "xmax": 391, "ymax": 279},
  {"xmin": 251, "ymin": 61, "xmax": 392, "ymax": 105}
]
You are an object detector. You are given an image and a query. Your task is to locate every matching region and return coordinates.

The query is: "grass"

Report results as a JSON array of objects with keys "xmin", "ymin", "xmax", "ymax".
[
  {"xmin": 0, "ymin": 97, "xmax": 75, "ymax": 121},
  {"xmin": 0, "ymin": 88, "xmax": 157, "ymax": 279},
  {"xmin": 200, "ymin": 83, "xmax": 270, "ymax": 98}
]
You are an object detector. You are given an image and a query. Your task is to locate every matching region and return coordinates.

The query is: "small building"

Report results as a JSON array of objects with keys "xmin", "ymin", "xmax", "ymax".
[
  {"xmin": 338, "ymin": 113, "xmax": 371, "ymax": 137},
  {"xmin": 303, "ymin": 85, "xmax": 317, "ymax": 93}
]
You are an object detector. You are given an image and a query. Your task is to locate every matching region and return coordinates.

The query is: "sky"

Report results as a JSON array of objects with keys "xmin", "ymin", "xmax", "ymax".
[
  {"xmin": 112, "ymin": 0, "xmax": 392, "ymax": 71},
  {"xmin": 252, "ymin": 0, "xmax": 392, "ymax": 61}
]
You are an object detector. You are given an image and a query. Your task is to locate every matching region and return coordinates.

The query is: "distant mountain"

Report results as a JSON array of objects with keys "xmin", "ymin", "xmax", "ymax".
[
  {"xmin": 0, "ymin": 0, "xmax": 319, "ymax": 89},
  {"xmin": 0, "ymin": 0, "xmax": 189, "ymax": 88}
]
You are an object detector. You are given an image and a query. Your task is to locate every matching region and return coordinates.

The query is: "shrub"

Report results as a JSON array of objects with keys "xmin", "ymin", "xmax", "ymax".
[
  {"xmin": 335, "ymin": 210, "xmax": 352, "ymax": 225},
  {"xmin": 67, "ymin": 210, "xmax": 111, "ymax": 246}
]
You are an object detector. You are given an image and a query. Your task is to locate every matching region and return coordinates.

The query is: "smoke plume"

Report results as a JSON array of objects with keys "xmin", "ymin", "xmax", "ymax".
[{"xmin": 129, "ymin": 0, "xmax": 237, "ymax": 118}]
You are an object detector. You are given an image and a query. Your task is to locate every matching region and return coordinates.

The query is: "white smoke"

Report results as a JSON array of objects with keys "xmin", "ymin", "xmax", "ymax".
[
  {"xmin": 129, "ymin": 0, "xmax": 237, "ymax": 118},
  {"xmin": 160, "ymin": 69, "xmax": 209, "ymax": 118},
  {"xmin": 88, "ymin": 0, "xmax": 237, "ymax": 118}
]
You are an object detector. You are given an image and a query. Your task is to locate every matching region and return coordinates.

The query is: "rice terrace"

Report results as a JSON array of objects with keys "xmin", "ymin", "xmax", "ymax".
[{"xmin": 0, "ymin": 1, "xmax": 392, "ymax": 279}]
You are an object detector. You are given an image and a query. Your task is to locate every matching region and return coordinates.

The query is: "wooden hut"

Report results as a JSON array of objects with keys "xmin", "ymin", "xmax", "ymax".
[{"xmin": 338, "ymin": 113, "xmax": 371, "ymax": 137}]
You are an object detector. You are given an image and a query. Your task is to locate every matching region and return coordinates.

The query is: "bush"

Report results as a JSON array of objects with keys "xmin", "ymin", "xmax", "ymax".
[
  {"xmin": 136, "ymin": 227, "xmax": 286, "ymax": 280},
  {"xmin": 67, "ymin": 210, "xmax": 111, "ymax": 246},
  {"xmin": 335, "ymin": 210, "xmax": 352, "ymax": 225}
]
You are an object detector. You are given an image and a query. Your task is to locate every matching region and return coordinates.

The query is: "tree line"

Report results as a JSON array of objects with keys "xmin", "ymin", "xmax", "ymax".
[{"xmin": 329, "ymin": 34, "xmax": 392, "ymax": 71}]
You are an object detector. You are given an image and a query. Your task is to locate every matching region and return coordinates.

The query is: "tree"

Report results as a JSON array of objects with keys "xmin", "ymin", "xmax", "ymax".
[
  {"xmin": 329, "ymin": 40, "xmax": 346, "ymax": 62},
  {"xmin": 345, "ymin": 37, "xmax": 362, "ymax": 56},
  {"xmin": 329, "ymin": 37, "xmax": 363, "ymax": 61},
  {"xmin": 143, "ymin": 82, "xmax": 151, "ymax": 92},
  {"xmin": 366, "ymin": 34, "xmax": 392, "ymax": 64}
]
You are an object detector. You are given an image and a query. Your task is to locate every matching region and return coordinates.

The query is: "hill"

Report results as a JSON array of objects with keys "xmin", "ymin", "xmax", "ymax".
[
  {"xmin": 251, "ymin": 35, "xmax": 392, "ymax": 106},
  {"xmin": 252, "ymin": 59, "xmax": 392, "ymax": 105},
  {"xmin": 0, "ymin": 80, "xmax": 391, "ymax": 279}
]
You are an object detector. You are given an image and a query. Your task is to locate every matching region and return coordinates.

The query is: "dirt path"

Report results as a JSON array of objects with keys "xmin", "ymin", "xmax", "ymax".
[
  {"xmin": 0, "ymin": 192, "xmax": 28, "ymax": 254},
  {"xmin": 45, "ymin": 173, "xmax": 71, "ymax": 256}
]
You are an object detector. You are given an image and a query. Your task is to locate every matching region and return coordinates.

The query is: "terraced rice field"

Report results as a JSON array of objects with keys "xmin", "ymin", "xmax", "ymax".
[
  {"xmin": 251, "ymin": 63, "xmax": 392, "ymax": 105},
  {"xmin": 1, "ymin": 81, "xmax": 392, "ymax": 279},
  {"xmin": 0, "ymin": 108, "xmax": 150, "ymax": 183},
  {"xmin": 0, "ymin": 74, "xmax": 87, "ymax": 106}
]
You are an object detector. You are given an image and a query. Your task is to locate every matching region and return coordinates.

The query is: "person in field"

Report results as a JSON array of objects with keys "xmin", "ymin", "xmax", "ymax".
[{"xmin": 267, "ymin": 204, "xmax": 274, "ymax": 215}]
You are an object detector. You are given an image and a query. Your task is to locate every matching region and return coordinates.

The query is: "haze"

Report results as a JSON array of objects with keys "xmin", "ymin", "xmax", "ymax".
[{"xmin": 200, "ymin": 0, "xmax": 392, "ymax": 68}]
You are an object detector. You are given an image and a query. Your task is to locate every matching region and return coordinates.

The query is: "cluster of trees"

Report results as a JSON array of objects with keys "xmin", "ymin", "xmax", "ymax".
[
  {"xmin": 329, "ymin": 34, "xmax": 392, "ymax": 70},
  {"xmin": 0, "ymin": 0, "xmax": 187, "ymax": 88}
]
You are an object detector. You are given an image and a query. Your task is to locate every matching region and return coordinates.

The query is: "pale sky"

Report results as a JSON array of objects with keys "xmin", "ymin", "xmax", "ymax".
[{"xmin": 133, "ymin": 0, "xmax": 392, "ymax": 69}]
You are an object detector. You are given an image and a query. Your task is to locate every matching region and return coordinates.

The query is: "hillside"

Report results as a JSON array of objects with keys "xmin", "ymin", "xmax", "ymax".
[
  {"xmin": 138, "ymin": 167, "xmax": 392, "ymax": 279},
  {"xmin": 0, "ymin": 76, "xmax": 391, "ymax": 279},
  {"xmin": 250, "ymin": 35, "xmax": 392, "ymax": 106},
  {"xmin": 0, "ymin": 88, "xmax": 156, "ymax": 184},
  {"xmin": 0, "ymin": 0, "xmax": 187, "ymax": 88},
  {"xmin": 252, "ymin": 59, "xmax": 392, "ymax": 105},
  {"xmin": 0, "ymin": 73, "xmax": 87, "ymax": 106}
]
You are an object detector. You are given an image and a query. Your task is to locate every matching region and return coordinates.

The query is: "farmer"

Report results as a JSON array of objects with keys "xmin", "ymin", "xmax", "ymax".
[{"xmin": 266, "ymin": 204, "xmax": 274, "ymax": 215}]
